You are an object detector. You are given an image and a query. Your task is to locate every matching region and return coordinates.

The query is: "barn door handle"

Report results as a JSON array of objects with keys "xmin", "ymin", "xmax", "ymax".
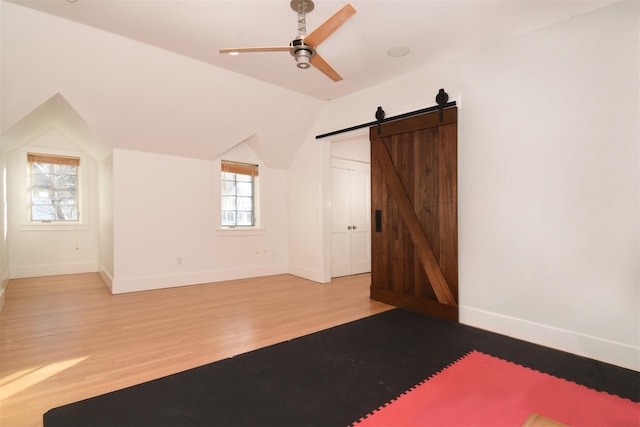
[{"xmin": 375, "ymin": 210, "xmax": 382, "ymax": 232}]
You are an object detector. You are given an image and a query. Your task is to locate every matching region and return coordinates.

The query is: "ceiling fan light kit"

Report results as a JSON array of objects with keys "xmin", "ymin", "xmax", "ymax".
[
  {"xmin": 294, "ymin": 48, "xmax": 312, "ymax": 69},
  {"xmin": 219, "ymin": 1, "xmax": 356, "ymax": 82}
]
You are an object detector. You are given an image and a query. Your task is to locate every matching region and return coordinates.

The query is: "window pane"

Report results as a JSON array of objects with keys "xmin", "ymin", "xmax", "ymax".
[
  {"xmin": 54, "ymin": 174, "xmax": 76, "ymax": 190},
  {"xmin": 29, "ymin": 156, "xmax": 78, "ymax": 222},
  {"xmin": 31, "ymin": 189, "xmax": 53, "ymax": 204},
  {"xmin": 221, "ymin": 211, "xmax": 236, "ymax": 226},
  {"xmin": 32, "ymin": 205, "xmax": 56, "ymax": 221},
  {"xmin": 221, "ymin": 180, "xmax": 236, "ymax": 196},
  {"xmin": 221, "ymin": 196, "xmax": 236, "ymax": 210},
  {"xmin": 221, "ymin": 172, "xmax": 236, "ymax": 180},
  {"xmin": 58, "ymin": 205, "xmax": 78, "ymax": 221},
  {"xmin": 236, "ymin": 174, "xmax": 252, "ymax": 182},
  {"xmin": 220, "ymin": 168, "xmax": 254, "ymax": 227},
  {"xmin": 32, "ymin": 203, "xmax": 78, "ymax": 221},
  {"xmin": 236, "ymin": 182, "xmax": 252, "ymax": 196},
  {"xmin": 54, "ymin": 190, "xmax": 77, "ymax": 204},
  {"xmin": 236, "ymin": 211, "xmax": 253, "ymax": 226},
  {"xmin": 32, "ymin": 162, "xmax": 54, "ymax": 174},
  {"xmin": 236, "ymin": 196, "xmax": 253, "ymax": 211},
  {"xmin": 54, "ymin": 164, "xmax": 77, "ymax": 175},
  {"xmin": 33, "ymin": 173, "xmax": 55, "ymax": 187}
]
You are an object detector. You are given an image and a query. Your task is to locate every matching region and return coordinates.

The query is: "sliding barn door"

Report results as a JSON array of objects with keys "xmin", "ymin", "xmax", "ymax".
[{"xmin": 370, "ymin": 107, "xmax": 458, "ymax": 321}]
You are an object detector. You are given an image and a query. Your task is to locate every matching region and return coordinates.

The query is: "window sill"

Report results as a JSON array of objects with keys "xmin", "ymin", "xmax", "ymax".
[
  {"xmin": 21, "ymin": 223, "xmax": 89, "ymax": 231},
  {"xmin": 216, "ymin": 227, "xmax": 265, "ymax": 237}
]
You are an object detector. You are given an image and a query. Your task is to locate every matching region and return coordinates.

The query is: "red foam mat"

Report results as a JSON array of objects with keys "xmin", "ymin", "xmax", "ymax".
[{"xmin": 354, "ymin": 350, "xmax": 640, "ymax": 426}]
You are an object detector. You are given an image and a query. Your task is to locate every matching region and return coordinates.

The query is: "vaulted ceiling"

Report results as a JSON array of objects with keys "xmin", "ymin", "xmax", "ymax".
[
  {"xmin": 1, "ymin": 0, "xmax": 619, "ymax": 166},
  {"xmin": 5, "ymin": 0, "xmax": 617, "ymax": 100}
]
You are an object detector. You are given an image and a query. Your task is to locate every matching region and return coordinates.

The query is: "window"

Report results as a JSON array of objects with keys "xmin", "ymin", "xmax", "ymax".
[
  {"xmin": 221, "ymin": 160, "xmax": 258, "ymax": 227},
  {"xmin": 28, "ymin": 153, "xmax": 80, "ymax": 222}
]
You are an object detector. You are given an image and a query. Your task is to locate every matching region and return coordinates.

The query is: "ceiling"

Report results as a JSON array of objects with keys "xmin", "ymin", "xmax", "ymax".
[{"xmin": 6, "ymin": 0, "xmax": 618, "ymax": 100}]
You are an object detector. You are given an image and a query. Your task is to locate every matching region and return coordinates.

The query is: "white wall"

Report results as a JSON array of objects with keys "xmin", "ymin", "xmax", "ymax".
[
  {"xmin": 98, "ymin": 153, "xmax": 114, "ymax": 290},
  {"xmin": 330, "ymin": 131, "xmax": 370, "ymax": 164},
  {"xmin": 311, "ymin": 0, "xmax": 639, "ymax": 370},
  {"xmin": 288, "ymin": 123, "xmax": 370, "ymax": 284},
  {"xmin": 111, "ymin": 145, "xmax": 288, "ymax": 293},
  {"xmin": 288, "ymin": 133, "xmax": 333, "ymax": 283},
  {"xmin": 6, "ymin": 130, "xmax": 100, "ymax": 278},
  {"xmin": 0, "ymin": 0, "xmax": 9, "ymax": 310},
  {"xmin": 0, "ymin": 151, "xmax": 7, "ymax": 311}
]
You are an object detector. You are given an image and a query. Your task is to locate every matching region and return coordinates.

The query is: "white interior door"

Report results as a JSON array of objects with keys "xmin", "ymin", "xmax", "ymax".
[
  {"xmin": 331, "ymin": 159, "xmax": 371, "ymax": 278},
  {"xmin": 349, "ymin": 168, "xmax": 370, "ymax": 274}
]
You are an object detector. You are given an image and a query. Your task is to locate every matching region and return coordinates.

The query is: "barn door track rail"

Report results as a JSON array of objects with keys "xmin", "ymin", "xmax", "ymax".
[{"xmin": 315, "ymin": 88, "xmax": 456, "ymax": 139}]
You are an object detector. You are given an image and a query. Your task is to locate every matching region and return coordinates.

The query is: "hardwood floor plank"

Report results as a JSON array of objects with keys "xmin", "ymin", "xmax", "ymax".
[{"xmin": 0, "ymin": 272, "xmax": 391, "ymax": 427}]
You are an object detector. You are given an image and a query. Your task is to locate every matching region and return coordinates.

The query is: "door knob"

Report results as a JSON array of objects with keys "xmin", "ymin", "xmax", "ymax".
[
  {"xmin": 347, "ymin": 226, "xmax": 353, "ymax": 230},
  {"xmin": 352, "ymin": 225, "xmax": 357, "ymax": 230}
]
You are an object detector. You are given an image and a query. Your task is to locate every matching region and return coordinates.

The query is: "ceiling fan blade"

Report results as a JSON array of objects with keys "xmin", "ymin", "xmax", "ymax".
[
  {"xmin": 310, "ymin": 53, "xmax": 343, "ymax": 82},
  {"xmin": 219, "ymin": 46, "xmax": 290, "ymax": 54},
  {"xmin": 304, "ymin": 3, "xmax": 356, "ymax": 48}
]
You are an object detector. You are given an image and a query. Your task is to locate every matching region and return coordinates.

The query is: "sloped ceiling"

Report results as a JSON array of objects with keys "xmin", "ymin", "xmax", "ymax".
[
  {"xmin": 4, "ymin": 0, "xmax": 619, "ymax": 100},
  {"xmin": 0, "ymin": 0, "xmax": 619, "ymax": 168},
  {"xmin": 1, "ymin": 1, "xmax": 324, "ymax": 169},
  {"xmin": 1, "ymin": 93, "xmax": 110, "ymax": 160}
]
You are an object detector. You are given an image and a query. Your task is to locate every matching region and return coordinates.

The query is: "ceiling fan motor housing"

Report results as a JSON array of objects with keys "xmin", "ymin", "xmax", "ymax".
[{"xmin": 290, "ymin": 38, "xmax": 314, "ymax": 69}]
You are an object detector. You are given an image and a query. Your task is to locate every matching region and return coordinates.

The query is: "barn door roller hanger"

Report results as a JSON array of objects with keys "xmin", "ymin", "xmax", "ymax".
[{"xmin": 315, "ymin": 88, "xmax": 456, "ymax": 139}]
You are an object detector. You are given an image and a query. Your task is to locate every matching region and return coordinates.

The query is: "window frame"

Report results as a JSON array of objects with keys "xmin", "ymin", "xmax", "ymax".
[
  {"xmin": 220, "ymin": 160, "xmax": 258, "ymax": 229},
  {"xmin": 22, "ymin": 148, "xmax": 87, "ymax": 229},
  {"xmin": 216, "ymin": 159, "xmax": 264, "ymax": 237},
  {"xmin": 28, "ymin": 152, "xmax": 81, "ymax": 223}
]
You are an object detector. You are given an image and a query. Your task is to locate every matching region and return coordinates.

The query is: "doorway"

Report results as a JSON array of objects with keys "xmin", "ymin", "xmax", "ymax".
[{"xmin": 331, "ymin": 158, "xmax": 371, "ymax": 277}]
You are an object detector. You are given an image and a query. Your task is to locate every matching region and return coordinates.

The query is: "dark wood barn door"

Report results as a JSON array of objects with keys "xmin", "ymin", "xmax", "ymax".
[{"xmin": 370, "ymin": 107, "xmax": 458, "ymax": 321}]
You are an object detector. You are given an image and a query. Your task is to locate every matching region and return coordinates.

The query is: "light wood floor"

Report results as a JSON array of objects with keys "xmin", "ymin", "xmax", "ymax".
[{"xmin": 0, "ymin": 272, "xmax": 392, "ymax": 427}]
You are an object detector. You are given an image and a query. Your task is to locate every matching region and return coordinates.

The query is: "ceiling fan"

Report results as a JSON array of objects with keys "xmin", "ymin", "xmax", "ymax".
[{"xmin": 219, "ymin": 1, "xmax": 356, "ymax": 82}]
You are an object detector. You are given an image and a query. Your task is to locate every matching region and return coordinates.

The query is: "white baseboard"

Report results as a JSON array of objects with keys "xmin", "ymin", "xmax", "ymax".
[
  {"xmin": 0, "ymin": 272, "xmax": 8, "ymax": 312},
  {"xmin": 10, "ymin": 261, "xmax": 98, "ymax": 279},
  {"xmin": 97, "ymin": 264, "xmax": 114, "ymax": 292},
  {"xmin": 460, "ymin": 305, "xmax": 640, "ymax": 372},
  {"xmin": 288, "ymin": 263, "xmax": 328, "ymax": 283},
  {"xmin": 111, "ymin": 264, "xmax": 288, "ymax": 294},
  {"xmin": 0, "ymin": 272, "xmax": 9, "ymax": 311}
]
